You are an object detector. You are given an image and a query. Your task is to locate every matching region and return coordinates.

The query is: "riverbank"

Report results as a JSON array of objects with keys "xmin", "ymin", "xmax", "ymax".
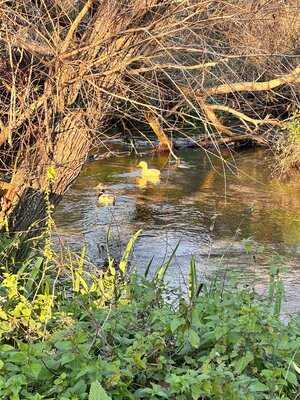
[{"xmin": 0, "ymin": 234, "xmax": 299, "ymax": 399}]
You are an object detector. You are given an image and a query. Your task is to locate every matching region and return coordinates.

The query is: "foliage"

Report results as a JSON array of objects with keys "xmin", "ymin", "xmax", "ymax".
[{"xmin": 0, "ymin": 236, "xmax": 299, "ymax": 399}]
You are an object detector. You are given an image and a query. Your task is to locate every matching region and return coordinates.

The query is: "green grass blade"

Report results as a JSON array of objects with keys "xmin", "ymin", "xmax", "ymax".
[{"xmin": 154, "ymin": 241, "xmax": 180, "ymax": 283}]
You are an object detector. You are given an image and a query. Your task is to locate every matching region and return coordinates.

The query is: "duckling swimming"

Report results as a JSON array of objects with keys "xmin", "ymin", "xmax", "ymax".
[
  {"xmin": 138, "ymin": 161, "xmax": 160, "ymax": 183},
  {"xmin": 95, "ymin": 183, "xmax": 116, "ymax": 206},
  {"xmin": 136, "ymin": 176, "xmax": 151, "ymax": 189}
]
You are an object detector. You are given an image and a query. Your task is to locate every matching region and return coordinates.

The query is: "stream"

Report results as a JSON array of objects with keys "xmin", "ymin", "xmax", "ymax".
[{"xmin": 54, "ymin": 146, "xmax": 300, "ymax": 317}]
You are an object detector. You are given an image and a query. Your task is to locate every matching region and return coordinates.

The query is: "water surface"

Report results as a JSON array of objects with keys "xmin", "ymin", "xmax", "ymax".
[{"xmin": 54, "ymin": 148, "xmax": 300, "ymax": 316}]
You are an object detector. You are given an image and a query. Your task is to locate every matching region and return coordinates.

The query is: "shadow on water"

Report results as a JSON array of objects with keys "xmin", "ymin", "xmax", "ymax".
[{"xmin": 54, "ymin": 147, "xmax": 300, "ymax": 316}]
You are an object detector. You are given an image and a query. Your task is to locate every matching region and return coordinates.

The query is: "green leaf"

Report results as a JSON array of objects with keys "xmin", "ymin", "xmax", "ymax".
[
  {"xmin": 249, "ymin": 381, "xmax": 268, "ymax": 392},
  {"xmin": 133, "ymin": 353, "xmax": 147, "ymax": 369},
  {"xmin": 0, "ymin": 359, "xmax": 3, "ymax": 370},
  {"xmin": 8, "ymin": 352, "xmax": 27, "ymax": 364},
  {"xmin": 119, "ymin": 230, "xmax": 142, "ymax": 274},
  {"xmin": 144, "ymin": 256, "xmax": 154, "ymax": 278},
  {"xmin": 150, "ymin": 383, "xmax": 169, "ymax": 398},
  {"xmin": 234, "ymin": 351, "xmax": 254, "ymax": 374},
  {"xmin": 89, "ymin": 381, "xmax": 112, "ymax": 400},
  {"xmin": 188, "ymin": 256, "xmax": 197, "ymax": 301},
  {"xmin": 285, "ymin": 371, "xmax": 298, "ymax": 386},
  {"xmin": 25, "ymin": 256, "xmax": 44, "ymax": 294},
  {"xmin": 29, "ymin": 395, "xmax": 43, "ymax": 400},
  {"xmin": 154, "ymin": 241, "xmax": 180, "ymax": 282},
  {"xmin": 60, "ymin": 352, "xmax": 76, "ymax": 365},
  {"xmin": 187, "ymin": 329, "xmax": 200, "ymax": 349},
  {"xmin": 293, "ymin": 361, "xmax": 300, "ymax": 374},
  {"xmin": 23, "ymin": 362, "xmax": 42, "ymax": 379},
  {"xmin": 191, "ymin": 382, "xmax": 202, "ymax": 400},
  {"xmin": 55, "ymin": 341, "xmax": 73, "ymax": 351},
  {"xmin": 0, "ymin": 344, "xmax": 14, "ymax": 352},
  {"xmin": 69, "ymin": 379, "xmax": 87, "ymax": 395},
  {"xmin": 170, "ymin": 318, "xmax": 184, "ymax": 333},
  {"xmin": 6, "ymin": 374, "xmax": 27, "ymax": 388},
  {"xmin": 191, "ymin": 308, "xmax": 202, "ymax": 330}
]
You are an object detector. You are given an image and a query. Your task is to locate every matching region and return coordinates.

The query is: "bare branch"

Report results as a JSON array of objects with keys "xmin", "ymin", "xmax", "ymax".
[
  {"xmin": 60, "ymin": 0, "xmax": 93, "ymax": 53},
  {"xmin": 205, "ymin": 65, "xmax": 300, "ymax": 96}
]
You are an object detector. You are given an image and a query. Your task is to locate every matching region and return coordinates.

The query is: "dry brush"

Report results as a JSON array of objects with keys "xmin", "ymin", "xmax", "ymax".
[{"xmin": 0, "ymin": 0, "xmax": 299, "ymax": 239}]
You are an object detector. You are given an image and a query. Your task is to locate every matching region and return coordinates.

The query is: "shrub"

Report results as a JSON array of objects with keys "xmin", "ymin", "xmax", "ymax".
[{"xmin": 0, "ymin": 237, "xmax": 299, "ymax": 399}]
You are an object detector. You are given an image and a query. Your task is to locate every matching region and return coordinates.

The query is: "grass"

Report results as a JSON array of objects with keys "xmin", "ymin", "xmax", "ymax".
[{"xmin": 0, "ymin": 232, "xmax": 299, "ymax": 400}]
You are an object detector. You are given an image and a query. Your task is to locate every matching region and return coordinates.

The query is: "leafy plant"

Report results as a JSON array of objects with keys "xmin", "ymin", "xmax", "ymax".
[{"xmin": 0, "ymin": 234, "xmax": 299, "ymax": 399}]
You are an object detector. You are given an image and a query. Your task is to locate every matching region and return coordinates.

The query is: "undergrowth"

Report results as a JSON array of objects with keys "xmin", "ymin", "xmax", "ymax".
[{"xmin": 0, "ymin": 232, "xmax": 299, "ymax": 400}]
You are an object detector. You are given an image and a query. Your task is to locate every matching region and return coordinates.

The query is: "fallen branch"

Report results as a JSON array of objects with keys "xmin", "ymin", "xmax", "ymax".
[
  {"xmin": 206, "ymin": 104, "xmax": 281, "ymax": 127},
  {"xmin": 144, "ymin": 110, "xmax": 173, "ymax": 152},
  {"xmin": 198, "ymin": 100, "xmax": 270, "ymax": 145},
  {"xmin": 205, "ymin": 65, "xmax": 300, "ymax": 96},
  {"xmin": 198, "ymin": 99, "xmax": 235, "ymax": 137}
]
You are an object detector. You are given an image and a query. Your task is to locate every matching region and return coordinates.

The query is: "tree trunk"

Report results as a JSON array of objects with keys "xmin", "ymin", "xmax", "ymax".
[
  {"xmin": 3, "ymin": 111, "xmax": 91, "ymax": 235},
  {"xmin": 0, "ymin": 0, "xmax": 168, "ymax": 237}
]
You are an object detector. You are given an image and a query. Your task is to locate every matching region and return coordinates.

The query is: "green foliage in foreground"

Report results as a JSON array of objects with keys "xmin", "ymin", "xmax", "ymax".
[{"xmin": 0, "ymin": 237, "xmax": 299, "ymax": 399}]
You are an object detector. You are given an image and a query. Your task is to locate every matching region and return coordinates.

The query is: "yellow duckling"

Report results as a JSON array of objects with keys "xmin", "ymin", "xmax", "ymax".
[
  {"xmin": 137, "ymin": 176, "xmax": 152, "ymax": 189},
  {"xmin": 95, "ymin": 183, "xmax": 116, "ymax": 206},
  {"xmin": 138, "ymin": 161, "xmax": 160, "ymax": 182}
]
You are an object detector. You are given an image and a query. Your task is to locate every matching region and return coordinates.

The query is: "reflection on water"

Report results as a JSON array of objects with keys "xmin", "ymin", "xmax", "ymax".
[{"xmin": 54, "ymin": 148, "xmax": 300, "ymax": 316}]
